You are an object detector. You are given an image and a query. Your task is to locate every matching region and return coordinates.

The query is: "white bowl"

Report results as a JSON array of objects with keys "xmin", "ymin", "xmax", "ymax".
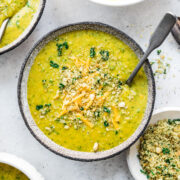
[
  {"xmin": 127, "ymin": 107, "xmax": 180, "ymax": 180},
  {"xmin": 0, "ymin": 0, "xmax": 46, "ymax": 55},
  {"xmin": 0, "ymin": 152, "xmax": 44, "ymax": 180},
  {"xmin": 89, "ymin": 0, "xmax": 144, "ymax": 7}
]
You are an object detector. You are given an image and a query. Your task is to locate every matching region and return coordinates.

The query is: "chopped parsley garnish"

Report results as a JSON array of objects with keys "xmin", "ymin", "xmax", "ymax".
[
  {"xmin": 115, "ymin": 130, "xmax": 119, "ymax": 135},
  {"xmin": 63, "ymin": 42, "xmax": 69, "ymax": 49},
  {"xmin": 36, "ymin": 105, "xmax": 43, "ymax": 111},
  {"xmin": 164, "ymin": 69, "xmax": 167, "ymax": 74},
  {"xmin": 140, "ymin": 169, "xmax": 150, "ymax": 179},
  {"xmin": 45, "ymin": 104, "xmax": 51, "ymax": 107},
  {"xmin": 90, "ymin": 47, "xmax": 96, "ymax": 58},
  {"xmin": 50, "ymin": 60, "xmax": 59, "ymax": 68},
  {"xmin": 94, "ymin": 111, "xmax": 100, "ymax": 118},
  {"xmin": 62, "ymin": 66, "xmax": 68, "ymax": 70},
  {"xmin": 162, "ymin": 148, "xmax": 170, "ymax": 154},
  {"xmin": 157, "ymin": 49, "xmax": 162, "ymax": 55},
  {"xmin": 165, "ymin": 159, "xmax": 171, "ymax": 164},
  {"xmin": 56, "ymin": 42, "xmax": 69, "ymax": 56},
  {"xmin": 80, "ymin": 107, "xmax": 84, "ymax": 111},
  {"xmin": 168, "ymin": 119, "xmax": 180, "ymax": 125},
  {"xmin": 59, "ymin": 83, "xmax": 65, "ymax": 90},
  {"xmin": 103, "ymin": 106, "xmax": 111, "ymax": 114},
  {"xmin": 100, "ymin": 50, "xmax": 109, "ymax": 61},
  {"xmin": 118, "ymin": 80, "xmax": 123, "ymax": 88},
  {"xmin": 104, "ymin": 120, "xmax": 109, "ymax": 127}
]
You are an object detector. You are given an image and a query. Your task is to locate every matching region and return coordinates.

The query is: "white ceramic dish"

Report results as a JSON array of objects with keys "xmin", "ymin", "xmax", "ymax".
[
  {"xmin": 127, "ymin": 107, "xmax": 180, "ymax": 180},
  {"xmin": 0, "ymin": 152, "xmax": 44, "ymax": 180},
  {"xmin": 89, "ymin": 0, "xmax": 144, "ymax": 7}
]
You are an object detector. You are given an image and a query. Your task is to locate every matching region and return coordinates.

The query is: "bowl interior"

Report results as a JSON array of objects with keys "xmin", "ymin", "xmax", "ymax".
[
  {"xmin": 127, "ymin": 107, "xmax": 180, "ymax": 180},
  {"xmin": 18, "ymin": 22, "xmax": 155, "ymax": 161},
  {"xmin": 90, "ymin": 0, "xmax": 144, "ymax": 6},
  {"xmin": 0, "ymin": 0, "xmax": 46, "ymax": 55},
  {"xmin": 0, "ymin": 152, "xmax": 44, "ymax": 179}
]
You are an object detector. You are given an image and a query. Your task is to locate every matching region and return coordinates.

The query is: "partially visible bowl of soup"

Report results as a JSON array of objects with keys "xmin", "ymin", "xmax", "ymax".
[
  {"xmin": 89, "ymin": 0, "xmax": 144, "ymax": 7},
  {"xmin": 0, "ymin": 152, "xmax": 44, "ymax": 179},
  {"xmin": 18, "ymin": 22, "xmax": 155, "ymax": 161},
  {"xmin": 0, "ymin": 0, "xmax": 46, "ymax": 55}
]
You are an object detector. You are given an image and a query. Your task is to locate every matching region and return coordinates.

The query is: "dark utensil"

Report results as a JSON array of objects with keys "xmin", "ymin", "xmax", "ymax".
[
  {"xmin": 127, "ymin": 12, "xmax": 177, "ymax": 85},
  {"xmin": 172, "ymin": 17, "xmax": 180, "ymax": 45}
]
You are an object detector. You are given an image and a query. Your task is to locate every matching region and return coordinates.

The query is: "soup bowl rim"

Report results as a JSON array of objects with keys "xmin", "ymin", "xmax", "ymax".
[{"xmin": 18, "ymin": 21, "xmax": 156, "ymax": 161}]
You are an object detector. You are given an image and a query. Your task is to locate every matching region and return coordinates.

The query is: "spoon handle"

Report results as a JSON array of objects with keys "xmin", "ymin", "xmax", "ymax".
[
  {"xmin": 0, "ymin": 18, "xmax": 9, "ymax": 43},
  {"xmin": 126, "ymin": 13, "xmax": 177, "ymax": 85}
]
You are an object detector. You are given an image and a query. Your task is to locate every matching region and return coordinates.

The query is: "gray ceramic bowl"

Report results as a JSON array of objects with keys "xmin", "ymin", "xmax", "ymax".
[
  {"xmin": 0, "ymin": 0, "xmax": 46, "ymax": 55},
  {"xmin": 18, "ymin": 22, "xmax": 156, "ymax": 161}
]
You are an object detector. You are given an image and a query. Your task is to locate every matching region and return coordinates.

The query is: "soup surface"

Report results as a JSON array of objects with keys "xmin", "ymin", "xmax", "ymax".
[
  {"xmin": 0, "ymin": 163, "xmax": 28, "ymax": 180},
  {"xmin": 0, "ymin": 0, "xmax": 40, "ymax": 48},
  {"xmin": 27, "ymin": 30, "xmax": 148, "ymax": 152}
]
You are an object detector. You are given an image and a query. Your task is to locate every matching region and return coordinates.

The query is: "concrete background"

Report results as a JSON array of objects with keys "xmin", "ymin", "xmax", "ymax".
[{"xmin": 0, "ymin": 0, "xmax": 179, "ymax": 179}]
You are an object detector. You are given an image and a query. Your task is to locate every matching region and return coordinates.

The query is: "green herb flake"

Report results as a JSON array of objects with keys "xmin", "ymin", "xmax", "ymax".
[
  {"xmin": 94, "ymin": 111, "xmax": 100, "ymax": 118},
  {"xmin": 56, "ymin": 42, "xmax": 69, "ymax": 56},
  {"xmin": 168, "ymin": 119, "xmax": 180, "ymax": 125},
  {"xmin": 90, "ymin": 47, "xmax": 96, "ymax": 58},
  {"xmin": 164, "ymin": 69, "xmax": 167, "ymax": 74},
  {"xmin": 140, "ymin": 169, "xmax": 150, "ymax": 179},
  {"xmin": 103, "ymin": 106, "xmax": 111, "ymax": 114},
  {"xmin": 63, "ymin": 42, "xmax": 69, "ymax": 49},
  {"xmin": 50, "ymin": 61, "xmax": 59, "ymax": 68},
  {"xmin": 165, "ymin": 159, "xmax": 171, "ymax": 164},
  {"xmin": 118, "ymin": 80, "xmax": 123, "ymax": 88},
  {"xmin": 80, "ymin": 107, "xmax": 84, "ymax": 111},
  {"xmin": 62, "ymin": 66, "xmax": 68, "ymax": 70},
  {"xmin": 45, "ymin": 104, "xmax": 51, "ymax": 107},
  {"xmin": 162, "ymin": 148, "xmax": 170, "ymax": 154},
  {"xmin": 115, "ymin": 130, "xmax": 119, "ymax": 135},
  {"xmin": 59, "ymin": 83, "xmax": 65, "ymax": 90},
  {"xmin": 36, "ymin": 105, "xmax": 43, "ymax": 111},
  {"xmin": 104, "ymin": 120, "xmax": 109, "ymax": 127},
  {"xmin": 100, "ymin": 50, "xmax": 109, "ymax": 61},
  {"xmin": 157, "ymin": 49, "xmax": 162, "ymax": 55}
]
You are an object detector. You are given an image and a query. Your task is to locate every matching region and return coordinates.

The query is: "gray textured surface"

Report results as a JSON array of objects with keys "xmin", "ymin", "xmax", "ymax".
[{"xmin": 0, "ymin": 0, "xmax": 180, "ymax": 179}]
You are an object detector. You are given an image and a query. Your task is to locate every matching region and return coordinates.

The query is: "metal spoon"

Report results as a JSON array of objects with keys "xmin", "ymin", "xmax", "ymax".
[
  {"xmin": 126, "ymin": 12, "xmax": 177, "ymax": 85},
  {"xmin": 0, "ymin": 18, "xmax": 10, "ymax": 43}
]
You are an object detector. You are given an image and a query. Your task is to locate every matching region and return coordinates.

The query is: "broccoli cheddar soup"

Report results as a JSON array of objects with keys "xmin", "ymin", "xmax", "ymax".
[
  {"xmin": 0, "ymin": 0, "xmax": 40, "ymax": 48},
  {"xmin": 27, "ymin": 30, "xmax": 148, "ymax": 152},
  {"xmin": 0, "ymin": 163, "xmax": 29, "ymax": 180}
]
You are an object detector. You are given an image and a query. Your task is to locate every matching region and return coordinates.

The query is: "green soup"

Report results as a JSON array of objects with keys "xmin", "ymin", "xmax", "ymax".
[
  {"xmin": 0, "ymin": 163, "xmax": 29, "ymax": 180},
  {"xmin": 0, "ymin": 0, "xmax": 40, "ymax": 48},
  {"xmin": 27, "ymin": 30, "xmax": 148, "ymax": 152}
]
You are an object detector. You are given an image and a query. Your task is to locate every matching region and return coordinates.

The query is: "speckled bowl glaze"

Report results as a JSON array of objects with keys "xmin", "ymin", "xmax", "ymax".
[
  {"xmin": 18, "ymin": 22, "xmax": 156, "ymax": 161},
  {"xmin": 0, "ymin": 152, "xmax": 44, "ymax": 179},
  {"xmin": 0, "ymin": 0, "xmax": 46, "ymax": 55}
]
